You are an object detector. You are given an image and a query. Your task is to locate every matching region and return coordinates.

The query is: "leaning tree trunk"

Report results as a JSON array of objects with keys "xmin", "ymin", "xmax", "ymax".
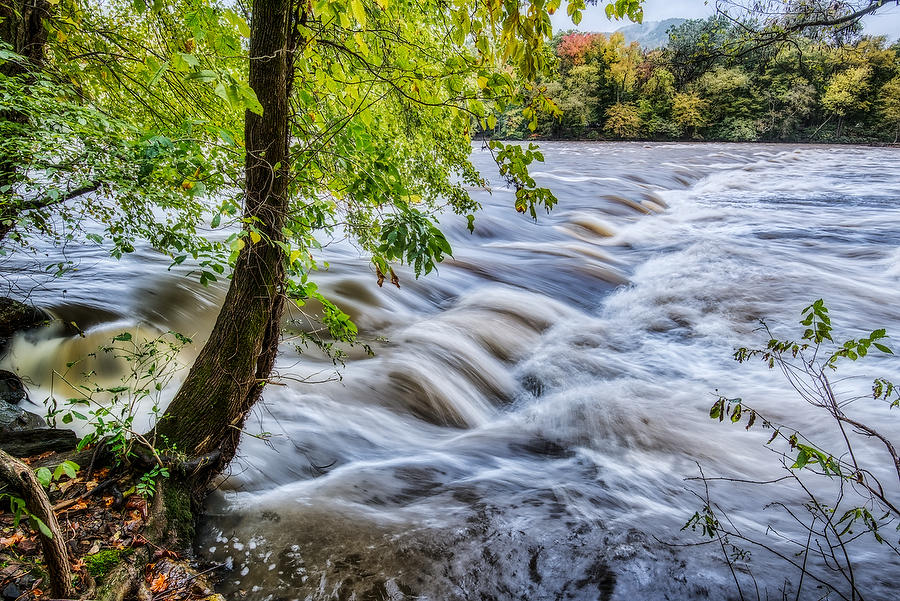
[
  {"xmin": 0, "ymin": 450, "xmax": 74, "ymax": 599},
  {"xmin": 154, "ymin": 0, "xmax": 293, "ymax": 467}
]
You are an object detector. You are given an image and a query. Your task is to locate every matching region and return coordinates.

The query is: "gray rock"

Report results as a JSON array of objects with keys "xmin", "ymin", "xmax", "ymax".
[
  {"xmin": 0, "ymin": 428, "xmax": 78, "ymax": 457},
  {"xmin": 0, "ymin": 297, "xmax": 51, "ymax": 358},
  {"xmin": 2, "ymin": 582, "xmax": 19, "ymax": 601},
  {"xmin": 0, "ymin": 370, "xmax": 27, "ymax": 404},
  {"xmin": 0, "ymin": 297, "xmax": 50, "ymax": 338},
  {"xmin": 0, "ymin": 400, "xmax": 46, "ymax": 431}
]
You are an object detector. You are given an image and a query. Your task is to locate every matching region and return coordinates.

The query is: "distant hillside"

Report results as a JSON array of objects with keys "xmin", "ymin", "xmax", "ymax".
[{"xmin": 606, "ymin": 18, "xmax": 686, "ymax": 49}]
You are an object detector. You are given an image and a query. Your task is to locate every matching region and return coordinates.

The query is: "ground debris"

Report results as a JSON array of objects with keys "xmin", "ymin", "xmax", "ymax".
[
  {"xmin": 0, "ymin": 450, "xmax": 209, "ymax": 601},
  {"xmin": 140, "ymin": 557, "xmax": 219, "ymax": 601}
]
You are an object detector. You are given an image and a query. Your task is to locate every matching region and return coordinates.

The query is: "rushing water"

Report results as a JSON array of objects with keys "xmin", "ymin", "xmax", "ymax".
[{"xmin": 3, "ymin": 143, "xmax": 900, "ymax": 600}]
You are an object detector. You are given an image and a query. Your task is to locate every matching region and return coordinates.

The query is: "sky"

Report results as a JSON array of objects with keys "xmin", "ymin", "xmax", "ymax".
[{"xmin": 550, "ymin": 0, "xmax": 900, "ymax": 40}]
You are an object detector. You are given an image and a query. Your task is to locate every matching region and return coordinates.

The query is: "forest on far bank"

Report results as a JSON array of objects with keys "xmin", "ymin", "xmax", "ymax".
[{"xmin": 493, "ymin": 16, "xmax": 900, "ymax": 143}]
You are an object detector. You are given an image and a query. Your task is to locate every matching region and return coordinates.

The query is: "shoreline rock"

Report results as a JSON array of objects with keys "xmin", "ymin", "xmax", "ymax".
[{"xmin": 0, "ymin": 297, "xmax": 51, "ymax": 348}]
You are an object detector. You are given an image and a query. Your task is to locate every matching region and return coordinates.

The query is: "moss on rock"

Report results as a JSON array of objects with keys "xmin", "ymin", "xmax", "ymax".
[{"xmin": 84, "ymin": 549, "xmax": 125, "ymax": 580}]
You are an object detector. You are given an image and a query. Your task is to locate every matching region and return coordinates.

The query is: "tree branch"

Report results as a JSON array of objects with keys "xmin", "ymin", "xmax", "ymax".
[{"xmin": 20, "ymin": 181, "xmax": 101, "ymax": 212}]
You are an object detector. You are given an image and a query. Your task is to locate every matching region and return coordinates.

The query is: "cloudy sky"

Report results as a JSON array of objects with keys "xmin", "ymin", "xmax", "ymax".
[{"xmin": 550, "ymin": 0, "xmax": 900, "ymax": 40}]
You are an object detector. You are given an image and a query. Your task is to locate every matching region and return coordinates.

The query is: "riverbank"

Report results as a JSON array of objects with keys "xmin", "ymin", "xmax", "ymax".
[{"xmin": 0, "ymin": 298, "xmax": 221, "ymax": 601}]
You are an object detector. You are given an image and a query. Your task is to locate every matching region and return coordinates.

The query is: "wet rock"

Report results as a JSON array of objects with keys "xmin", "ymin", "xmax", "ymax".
[
  {"xmin": 0, "ymin": 297, "xmax": 50, "ymax": 339},
  {"xmin": 0, "ymin": 374, "xmax": 77, "ymax": 456},
  {"xmin": 0, "ymin": 400, "xmax": 45, "ymax": 431},
  {"xmin": 0, "ymin": 370, "xmax": 27, "ymax": 405},
  {"xmin": 1, "ymin": 582, "xmax": 19, "ymax": 601},
  {"xmin": 0, "ymin": 428, "xmax": 77, "ymax": 457}
]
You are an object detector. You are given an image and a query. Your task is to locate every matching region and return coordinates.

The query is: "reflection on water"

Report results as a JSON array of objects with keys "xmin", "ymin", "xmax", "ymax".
[{"xmin": 3, "ymin": 143, "xmax": 900, "ymax": 600}]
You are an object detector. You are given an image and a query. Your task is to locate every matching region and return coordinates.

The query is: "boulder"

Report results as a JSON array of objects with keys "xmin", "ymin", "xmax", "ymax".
[
  {"xmin": 0, "ymin": 400, "xmax": 46, "ymax": 431},
  {"xmin": 0, "ymin": 297, "xmax": 51, "ymax": 357},
  {"xmin": 0, "ymin": 297, "xmax": 50, "ymax": 338},
  {"xmin": 0, "ymin": 370, "xmax": 27, "ymax": 404}
]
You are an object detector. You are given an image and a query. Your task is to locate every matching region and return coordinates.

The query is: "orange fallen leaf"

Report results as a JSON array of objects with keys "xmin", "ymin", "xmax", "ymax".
[
  {"xmin": 103, "ymin": 496, "xmax": 115, "ymax": 507},
  {"xmin": 149, "ymin": 573, "xmax": 168, "ymax": 593},
  {"xmin": 22, "ymin": 451, "xmax": 54, "ymax": 465},
  {"xmin": 0, "ymin": 532, "xmax": 24, "ymax": 548}
]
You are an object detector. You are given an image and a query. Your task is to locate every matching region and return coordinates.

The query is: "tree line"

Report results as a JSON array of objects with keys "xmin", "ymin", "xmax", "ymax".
[{"xmin": 495, "ymin": 17, "xmax": 900, "ymax": 143}]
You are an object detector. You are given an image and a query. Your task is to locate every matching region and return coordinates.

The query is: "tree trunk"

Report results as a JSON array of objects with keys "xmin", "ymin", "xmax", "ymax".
[
  {"xmin": 0, "ymin": 0, "xmax": 51, "ymax": 244},
  {"xmin": 0, "ymin": 0, "xmax": 49, "ymax": 76},
  {"xmin": 154, "ymin": 0, "xmax": 293, "ymax": 468},
  {"xmin": 0, "ymin": 449, "xmax": 74, "ymax": 599}
]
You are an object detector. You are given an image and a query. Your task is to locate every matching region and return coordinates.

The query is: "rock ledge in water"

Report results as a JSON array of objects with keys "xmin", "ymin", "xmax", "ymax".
[
  {"xmin": 0, "ymin": 297, "xmax": 50, "ymax": 338},
  {"xmin": 0, "ymin": 371, "xmax": 77, "ymax": 456},
  {"xmin": 0, "ymin": 428, "xmax": 78, "ymax": 457}
]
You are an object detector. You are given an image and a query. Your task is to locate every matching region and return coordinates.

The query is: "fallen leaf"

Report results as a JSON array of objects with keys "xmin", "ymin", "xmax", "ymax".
[
  {"xmin": 152, "ymin": 548, "xmax": 180, "ymax": 560},
  {"xmin": 18, "ymin": 537, "xmax": 38, "ymax": 553},
  {"xmin": 22, "ymin": 451, "xmax": 54, "ymax": 465},
  {"xmin": 0, "ymin": 532, "xmax": 24, "ymax": 548},
  {"xmin": 149, "ymin": 573, "xmax": 168, "ymax": 593},
  {"xmin": 125, "ymin": 496, "xmax": 148, "ymax": 517}
]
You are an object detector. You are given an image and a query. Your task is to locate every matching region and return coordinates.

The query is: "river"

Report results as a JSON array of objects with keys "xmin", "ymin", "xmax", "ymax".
[{"xmin": 3, "ymin": 142, "xmax": 900, "ymax": 600}]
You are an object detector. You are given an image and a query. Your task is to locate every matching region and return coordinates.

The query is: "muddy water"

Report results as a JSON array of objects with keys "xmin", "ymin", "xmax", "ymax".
[{"xmin": 3, "ymin": 143, "xmax": 899, "ymax": 600}]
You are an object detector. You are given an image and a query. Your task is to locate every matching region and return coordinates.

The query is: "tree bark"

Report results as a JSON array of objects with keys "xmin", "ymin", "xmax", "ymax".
[
  {"xmin": 0, "ymin": 449, "xmax": 74, "ymax": 599},
  {"xmin": 0, "ymin": 0, "xmax": 49, "ymax": 76},
  {"xmin": 154, "ymin": 0, "xmax": 294, "ymax": 469},
  {"xmin": 0, "ymin": 0, "xmax": 51, "ymax": 244}
]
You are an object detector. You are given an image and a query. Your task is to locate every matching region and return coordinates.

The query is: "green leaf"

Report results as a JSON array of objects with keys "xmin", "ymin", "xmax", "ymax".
[
  {"xmin": 32, "ymin": 516, "xmax": 52, "ymax": 539},
  {"xmin": 792, "ymin": 449, "xmax": 809, "ymax": 469},
  {"xmin": 873, "ymin": 343, "xmax": 892, "ymax": 354},
  {"xmin": 61, "ymin": 461, "xmax": 78, "ymax": 479},
  {"xmin": 113, "ymin": 332, "xmax": 132, "ymax": 342},
  {"xmin": 351, "ymin": 0, "xmax": 367, "ymax": 26},
  {"xmin": 147, "ymin": 61, "xmax": 170, "ymax": 87},
  {"xmin": 35, "ymin": 467, "xmax": 51, "ymax": 488}
]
